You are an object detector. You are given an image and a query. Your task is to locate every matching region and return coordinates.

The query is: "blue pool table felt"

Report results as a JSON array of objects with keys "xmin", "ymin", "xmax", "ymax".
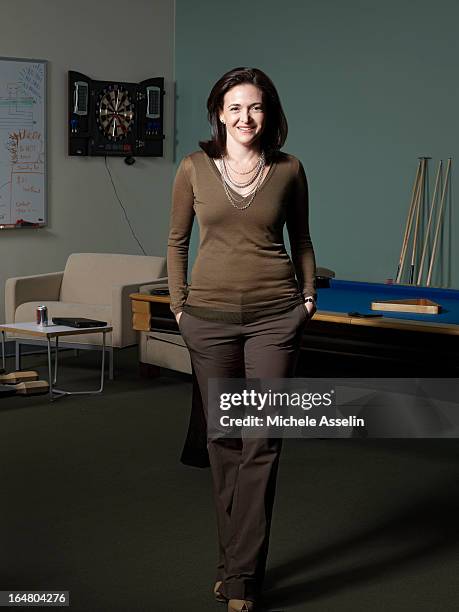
[{"xmin": 317, "ymin": 280, "xmax": 459, "ymax": 325}]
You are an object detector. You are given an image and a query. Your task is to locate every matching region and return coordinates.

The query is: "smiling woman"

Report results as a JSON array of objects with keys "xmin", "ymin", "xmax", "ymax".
[{"xmin": 167, "ymin": 67, "xmax": 317, "ymax": 612}]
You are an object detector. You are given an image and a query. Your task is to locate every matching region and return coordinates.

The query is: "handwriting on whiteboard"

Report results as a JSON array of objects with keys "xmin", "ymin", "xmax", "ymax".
[{"xmin": 0, "ymin": 59, "xmax": 45, "ymax": 226}]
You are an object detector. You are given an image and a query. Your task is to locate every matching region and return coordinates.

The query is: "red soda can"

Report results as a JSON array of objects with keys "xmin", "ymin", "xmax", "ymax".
[{"xmin": 36, "ymin": 305, "xmax": 48, "ymax": 326}]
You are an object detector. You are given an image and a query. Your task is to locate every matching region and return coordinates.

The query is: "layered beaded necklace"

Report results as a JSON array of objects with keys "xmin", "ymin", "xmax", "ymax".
[{"xmin": 219, "ymin": 151, "xmax": 266, "ymax": 210}]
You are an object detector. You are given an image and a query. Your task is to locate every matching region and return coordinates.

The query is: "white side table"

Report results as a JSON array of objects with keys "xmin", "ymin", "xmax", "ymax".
[{"xmin": 0, "ymin": 322, "xmax": 113, "ymax": 401}]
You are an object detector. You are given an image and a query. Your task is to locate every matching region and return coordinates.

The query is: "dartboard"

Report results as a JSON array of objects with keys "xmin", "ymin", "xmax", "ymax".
[{"xmin": 96, "ymin": 84, "xmax": 134, "ymax": 141}]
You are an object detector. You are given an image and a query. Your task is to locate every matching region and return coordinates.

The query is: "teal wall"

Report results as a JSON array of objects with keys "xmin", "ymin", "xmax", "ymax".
[{"xmin": 175, "ymin": 0, "xmax": 458, "ymax": 287}]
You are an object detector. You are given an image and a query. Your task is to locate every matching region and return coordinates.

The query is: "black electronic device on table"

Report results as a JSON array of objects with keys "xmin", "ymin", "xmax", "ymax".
[
  {"xmin": 149, "ymin": 288, "xmax": 169, "ymax": 296},
  {"xmin": 68, "ymin": 71, "xmax": 165, "ymax": 157},
  {"xmin": 52, "ymin": 317, "xmax": 108, "ymax": 328}
]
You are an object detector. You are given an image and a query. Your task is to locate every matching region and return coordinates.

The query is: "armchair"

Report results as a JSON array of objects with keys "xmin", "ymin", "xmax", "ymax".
[{"xmin": 5, "ymin": 253, "xmax": 167, "ymax": 376}]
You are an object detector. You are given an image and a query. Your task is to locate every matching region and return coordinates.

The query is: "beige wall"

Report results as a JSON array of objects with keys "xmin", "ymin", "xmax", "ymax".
[{"xmin": 0, "ymin": 0, "xmax": 175, "ymax": 321}]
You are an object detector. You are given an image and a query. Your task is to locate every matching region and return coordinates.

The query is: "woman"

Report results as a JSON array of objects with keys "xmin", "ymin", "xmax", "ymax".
[{"xmin": 167, "ymin": 67, "xmax": 316, "ymax": 612}]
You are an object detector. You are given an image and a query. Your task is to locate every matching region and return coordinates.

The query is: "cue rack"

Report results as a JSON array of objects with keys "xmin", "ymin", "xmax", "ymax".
[{"xmin": 396, "ymin": 157, "xmax": 452, "ymax": 287}]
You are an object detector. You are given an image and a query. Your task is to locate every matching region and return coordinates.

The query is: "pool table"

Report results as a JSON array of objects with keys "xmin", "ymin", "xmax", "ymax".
[{"xmin": 301, "ymin": 279, "xmax": 459, "ymax": 376}]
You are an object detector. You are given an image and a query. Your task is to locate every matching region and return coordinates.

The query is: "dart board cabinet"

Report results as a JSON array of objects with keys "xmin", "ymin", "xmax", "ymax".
[{"xmin": 68, "ymin": 71, "xmax": 164, "ymax": 157}]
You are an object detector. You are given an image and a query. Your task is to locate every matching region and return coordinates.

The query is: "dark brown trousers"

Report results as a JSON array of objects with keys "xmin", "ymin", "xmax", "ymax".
[{"xmin": 178, "ymin": 303, "xmax": 308, "ymax": 600}]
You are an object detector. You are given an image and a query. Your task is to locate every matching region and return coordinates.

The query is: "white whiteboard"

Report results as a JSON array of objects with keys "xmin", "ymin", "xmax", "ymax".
[{"xmin": 0, "ymin": 57, "xmax": 46, "ymax": 227}]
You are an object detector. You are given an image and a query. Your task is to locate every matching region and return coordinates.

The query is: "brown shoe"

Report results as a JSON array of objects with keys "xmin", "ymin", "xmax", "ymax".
[
  {"xmin": 9, "ymin": 380, "xmax": 50, "ymax": 396},
  {"xmin": 214, "ymin": 581, "xmax": 227, "ymax": 603},
  {"xmin": 0, "ymin": 371, "xmax": 39, "ymax": 384},
  {"xmin": 228, "ymin": 599, "xmax": 255, "ymax": 612}
]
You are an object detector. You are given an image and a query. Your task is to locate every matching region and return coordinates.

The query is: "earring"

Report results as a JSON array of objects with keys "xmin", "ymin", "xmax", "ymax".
[{"xmin": 220, "ymin": 119, "xmax": 225, "ymax": 124}]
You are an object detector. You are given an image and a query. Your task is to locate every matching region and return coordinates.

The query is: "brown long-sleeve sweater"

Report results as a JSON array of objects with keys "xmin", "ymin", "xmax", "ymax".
[{"xmin": 167, "ymin": 150, "xmax": 316, "ymax": 323}]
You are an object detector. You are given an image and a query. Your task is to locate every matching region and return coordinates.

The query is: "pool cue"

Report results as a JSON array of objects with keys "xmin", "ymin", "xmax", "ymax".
[
  {"xmin": 396, "ymin": 160, "xmax": 421, "ymax": 282},
  {"xmin": 399, "ymin": 157, "xmax": 427, "ymax": 283},
  {"xmin": 409, "ymin": 158, "xmax": 428, "ymax": 283},
  {"xmin": 426, "ymin": 157, "xmax": 451, "ymax": 286},
  {"xmin": 395, "ymin": 160, "xmax": 422, "ymax": 283},
  {"xmin": 417, "ymin": 160, "xmax": 443, "ymax": 285}
]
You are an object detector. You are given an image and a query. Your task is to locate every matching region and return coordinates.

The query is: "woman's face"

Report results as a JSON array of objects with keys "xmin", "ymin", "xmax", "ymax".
[{"xmin": 219, "ymin": 83, "xmax": 265, "ymax": 150}]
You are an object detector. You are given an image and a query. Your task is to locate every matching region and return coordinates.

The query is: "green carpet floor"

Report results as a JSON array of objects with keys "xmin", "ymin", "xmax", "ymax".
[{"xmin": 0, "ymin": 348, "xmax": 458, "ymax": 611}]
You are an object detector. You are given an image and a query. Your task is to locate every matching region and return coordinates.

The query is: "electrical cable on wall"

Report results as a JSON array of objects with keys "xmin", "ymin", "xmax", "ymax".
[{"xmin": 104, "ymin": 155, "xmax": 147, "ymax": 255}]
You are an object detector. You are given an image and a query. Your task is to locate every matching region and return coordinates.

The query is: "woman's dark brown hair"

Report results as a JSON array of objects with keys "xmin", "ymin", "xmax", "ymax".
[{"xmin": 199, "ymin": 67, "xmax": 288, "ymax": 161}]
